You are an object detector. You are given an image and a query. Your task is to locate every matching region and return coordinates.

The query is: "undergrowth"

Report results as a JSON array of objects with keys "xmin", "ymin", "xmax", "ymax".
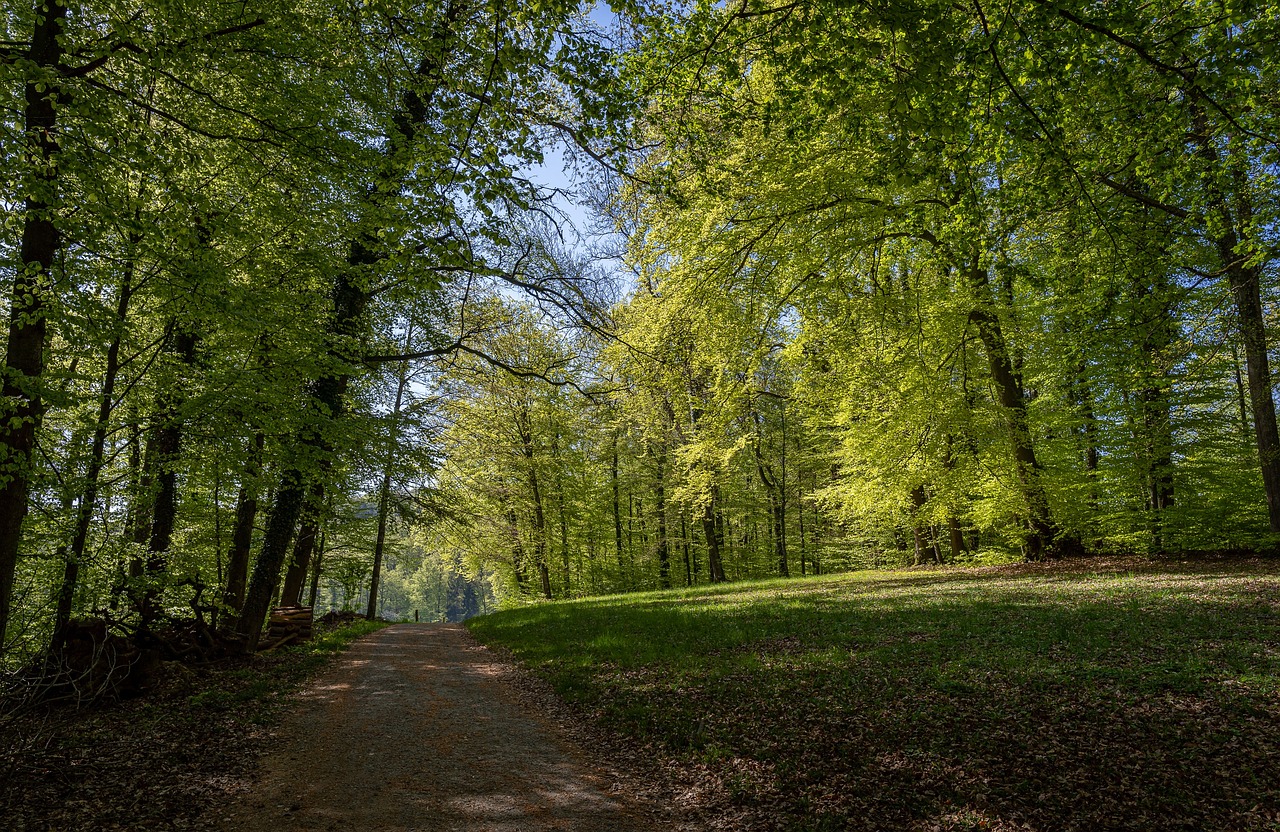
[{"xmin": 1, "ymin": 618, "xmax": 388, "ymax": 831}]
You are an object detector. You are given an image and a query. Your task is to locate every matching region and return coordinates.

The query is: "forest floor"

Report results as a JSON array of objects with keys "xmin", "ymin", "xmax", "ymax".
[
  {"xmin": 218, "ymin": 623, "xmax": 667, "ymax": 832},
  {"xmin": 5, "ymin": 556, "xmax": 1279, "ymax": 832},
  {"xmin": 470, "ymin": 554, "xmax": 1280, "ymax": 831},
  {"xmin": 2, "ymin": 620, "xmax": 671, "ymax": 832},
  {"xmin": 0, "ymin": 618, "xmax": 387, "ymax": 832}
]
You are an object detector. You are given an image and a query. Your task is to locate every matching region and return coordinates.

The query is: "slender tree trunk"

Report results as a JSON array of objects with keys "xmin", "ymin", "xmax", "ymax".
[
  {"xmin": 223, "ymin": 432, "xmax": 264, "ymax": 612},
  {"xmin": 516, "ymin": 407, "xmax": 551, "ymax": 599},
  {"xmin": 51, "ymin": 260, "xmax": 137, "ymax": 648},
  {"xmin": 702, "ymin": 487, "xmax": 727, "ymax": 583},
  {"xmin": 611, "ymin": 433, "xmax": 624, "ymax": 576},
  {"xmin": 235, "ymin": 264, "xmax": 366, "ymax": 650},
  {"xmin": 507, "ymin": 505, "xmax": 527, "ymax": 589},
  {"xmin": 680, "ymin": 512, "xmax": 692, "ymax": 586},
  {"xmin": 751, "ymin": 413, "xmax": 788, "ymax": 577},
  {"xmin": 367, "ymin": 341, "xmax": 412, "ymax": 619},
  {"xmin": 654, "ymin": 446, "xmax": 671, "ymax": 588},
  {"xmin": 1073, "ymin": 368, "xmax": 1100, "ymax": 515},
  {"xmin": 307, "ymin": 528, "xmax": 326, "ymax": 609},
  {"xmin": 280, "ymin": 485, "xmax": 323, "ymax": 607},
  {"xmin": 910, "ymin": 485, "xmax": 931, "ymax": 566},
  {"xmin": 1232, "ymin": 343, "xmax": 1252, "ymax": 442},
  {"xmin": 126, "ymin": 422, "xmax": 155, "ymax": 581},
  {"xmin": 942, "ymin": 435, "xmax": 967, "ymax": 562},
  {"xmin": 138, "ymin": 328, "xmax": 197, "ymax": 625},
  {"xmin": 551, "ymin": 431, "xmax": 570, "ymax": 594},
  {"xmin": 0, "ymin": 0, "xmax": 67, "ymax": 649},
  {"xmin": 366, "ymin": 472, "xmax": 391, "ymax": 620},
  {"xmin": 798, "ymin": 493, "xmax": 808, "ymax": 576},
  {"xmin": 1188, "ymin": 115, "xmax": 1280, "ymax": 533},
  {"xmin": 967, "ymin": 263, "xmax": 1060, "ymax": 559}
]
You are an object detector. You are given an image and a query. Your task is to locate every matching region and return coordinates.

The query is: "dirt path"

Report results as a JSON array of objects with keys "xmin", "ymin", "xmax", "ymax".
[{"xmin": 220, "ymin": 623, "xmax": 656, "ymax": 832}]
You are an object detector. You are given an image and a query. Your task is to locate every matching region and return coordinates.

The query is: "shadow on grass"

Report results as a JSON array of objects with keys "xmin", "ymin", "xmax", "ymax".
[{"xmin": 473, "ymin": 566, "xmax": 1280, "ymax": 831}]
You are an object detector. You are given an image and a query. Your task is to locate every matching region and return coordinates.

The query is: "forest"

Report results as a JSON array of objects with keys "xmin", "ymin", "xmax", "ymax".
[{"xmin": 0, "ymin": 0, "xmax": 1277, "ymax": 674}]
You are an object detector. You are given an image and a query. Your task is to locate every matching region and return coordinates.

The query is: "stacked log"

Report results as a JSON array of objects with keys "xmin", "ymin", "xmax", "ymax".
[{"xmin": 261, "ymin": 606, "xmax": 313, "ymax": 649}]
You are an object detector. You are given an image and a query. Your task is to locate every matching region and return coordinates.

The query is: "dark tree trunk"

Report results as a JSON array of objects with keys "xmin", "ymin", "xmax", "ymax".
[
  {"xmin": 1072, "ymin": 367, "xmax": 1100, "ymax": 514},
  {"xmin": 366, "ymin": 470, "xmax": 391, "ymax": 619},
  {"xmin": 681, "ymin": 512, "xmax": 692, "ymax": 586},
  {"xmin": 126, "ymin": 423, "xmax": 156, "ymax": 582},
  {"xmin": 910, "ymin": 485, "xmax": 932, "ymax": 565},
  {"xmin": 307, "ymin": 527, "xmax": 326, "ymax": 609},
  {"xmin": 654, "ymin": 446, "xmax": 671, "ymax": 588},
  {"xmin": 0, "ymin": 0, "xmax": 67, "ymax": 649},
  {"xmin": 1187, "ymin": 113, "xmax": 1280, "ymax": 533},
  {"xmin": 223, "ymin": 432, "xmax": 265, "ymax": 612},
  {"xmin": 52, "ymin": 259, "xmax": 136, "ymax": 648},
  {"xmin": 281, "ymin": 485, "xmax": 323, "ymax": 607},
  {"xmin": 752, "ymin": 412, "xmax": 788, "ymax": 577},
  {"xmin": 1232, "ymin": 343, "xmax": 1252, "ymax": 442},
  {"xmin": 507, "ymin": 505, "xmax": 528, "ymax": 589},
  {"xmin": 702, "ymin": 488, "xmax": 727, "ymax": 583},
  {"xmin": 967, "ymin": 264, "xmax": 1060, "ymax": 559},
  {"xmin": 1123, "ymin": 258, "xmax": 1178, "ymax": 550},
  {"xmin": 611, "ymin": 434, "xmax": 624, "ymax": 573},
  {"xmin": 1224, "ymin": 257, "xmax": 1280, "ymax": 532},
  {"xmin": 138, "ymin": 328, "xmax": 198, "ymax": 625},
  {"xmin": 551, "ymin": 431, "xmax": 570, "ymax": 594},
  {"xmin": 516, "ymin": 407, "xmax": 551, "ymax": 600},
  {"xmin": 798, "ymin": 494, "xmax": 808, "ymax": 576},
  {"xmin": 367, "ymin": 343, "xmax": 411, "ymax": 619},
  {"xmin": 235, "ymin": 263, "xmax": 366, "ymax": 651}
]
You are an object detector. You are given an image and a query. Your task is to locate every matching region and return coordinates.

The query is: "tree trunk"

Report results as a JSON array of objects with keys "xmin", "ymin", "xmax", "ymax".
[
  {"xmin": 307, "ymin": 527, "xmax": 326, "ymax": 609},
  {"xmin": 654, "ymin": 445, "xmax": 671, "ymax": 588},
  {"xmin": 611, "ymin": 433, "xmax": 624, "ymax": 574},
  {"xmin": 52, "ymin": 258, "xmax": 136, "ymax": 648},
  {"xmin": 1187, "ymin": 113, "xmax": 1280, "ymax": 533},
  {"xmin": 281, "ymin": 485, "xmax": 323, "ymax": 607},
  {"xmin": 751, "ymin": 412, "xmax": 788, "ymax": 577},
  {"xmin": 551, "ymin": 431, "xmax": 571, "ymax": 594},
  {"xmin": 223, "ymin": 432, "xmax": 265, "ymax": 612},
  {"xmin": 910, "ymin": 484, "xmax": 931, "ymax": 565},
  {"xmin": 702, "ymin": 487, "xmax": 727, "ymax": 583},
  {"xmin": 367, "ymin": 338, "xmax": 412, "ymax": 619},
  {"xmin": 516, "ymin": 407, "xmax": 551, "ymax": 600},
  {"xmin": 235, "ymin": 262, "xmax": 367, "ymax": 650},
  {"xmin": 1120, "ymin": 255, "xmax": 1177, "ymax": 551},
  {"xmin": 139, "ymin": 328, "xmax": 198, "ymax": 625},
  {"xmin": 0, "ymin": 0, "xmax": 67, "ymax": 650},
  {"xmin": 366, "ymin": 470, "xmax": 390, "ymax": 619},
  {"xmin": 681, "ymin": 512, "xmax": 692, "ymax": 586},
  {"xmin": 507, "ymin": 505, "xmax": 527, "ymax": 589},
  {"xmin": 967, "ymin": 263, "xmax": 1060, "ymax": 559}
]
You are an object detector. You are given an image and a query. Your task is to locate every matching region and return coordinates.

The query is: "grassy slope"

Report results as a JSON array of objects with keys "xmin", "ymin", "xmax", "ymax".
[{"xmin": 469, "ymin": 558, "xmax": 1280, "ymax": 832}]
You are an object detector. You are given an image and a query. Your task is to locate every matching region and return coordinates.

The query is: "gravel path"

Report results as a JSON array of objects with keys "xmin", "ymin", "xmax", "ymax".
[{"xmin": 220, "ymin": 623, "xmax": 656, "ymax": 832}]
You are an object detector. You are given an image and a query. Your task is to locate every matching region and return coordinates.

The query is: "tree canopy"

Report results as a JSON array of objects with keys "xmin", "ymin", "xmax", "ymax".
[{"xmin": 2, "ymin": 0, "xmax": 1278, "ymax": 665}]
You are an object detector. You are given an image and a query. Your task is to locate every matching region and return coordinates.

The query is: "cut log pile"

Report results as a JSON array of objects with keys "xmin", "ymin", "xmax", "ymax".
[{"xmin": 261, "ymin": 606, "xmax": 313, "ymax": 650}]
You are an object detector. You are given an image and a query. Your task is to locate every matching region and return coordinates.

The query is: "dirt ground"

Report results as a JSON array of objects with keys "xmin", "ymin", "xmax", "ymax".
[{"xmin": 219, "ymin": 624, "xmax": 659, "ymax": 832}]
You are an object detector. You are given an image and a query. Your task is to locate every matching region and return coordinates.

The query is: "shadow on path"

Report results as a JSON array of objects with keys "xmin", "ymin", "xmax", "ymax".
[{"xmin": 221, "ymin": 624, "xmax": 652, "ymax": 832}]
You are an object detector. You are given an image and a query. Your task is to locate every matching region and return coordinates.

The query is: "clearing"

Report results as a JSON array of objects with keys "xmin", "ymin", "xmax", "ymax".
[{"xmin": 469, "ymin": 556, "xmax": 1280, "ymax": 831}]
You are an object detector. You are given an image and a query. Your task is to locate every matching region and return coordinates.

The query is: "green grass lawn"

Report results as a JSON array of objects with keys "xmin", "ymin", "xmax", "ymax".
[{"xmin": 469, "ymin": 557, "xmax": 1280, "ymax": 831}]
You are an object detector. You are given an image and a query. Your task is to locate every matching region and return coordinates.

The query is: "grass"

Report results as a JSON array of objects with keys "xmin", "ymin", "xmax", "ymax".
[{"xmin": 468, "ymin": 557, "xmax": 1280, "ymax": 831}]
